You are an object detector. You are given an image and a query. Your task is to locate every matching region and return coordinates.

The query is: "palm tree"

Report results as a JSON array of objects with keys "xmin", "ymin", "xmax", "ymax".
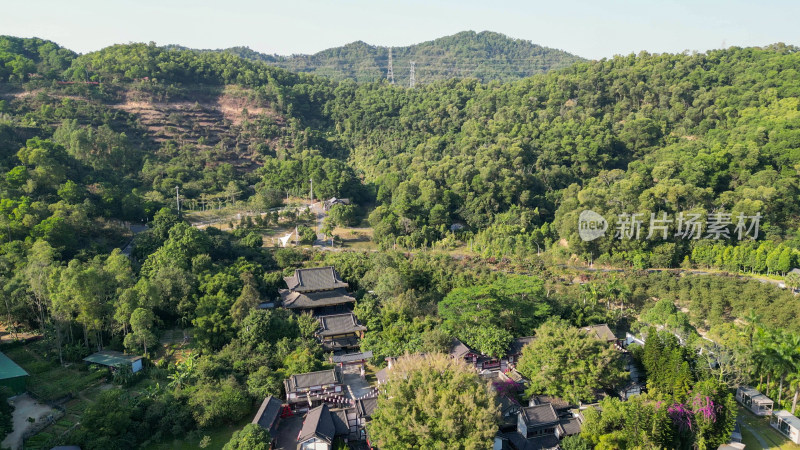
[
  {"xmin": 774, "ymin": 338, "xmax": 794, "ymax": 407},
  {"xmin": 605, "ymin": 276, "xmax": 629, "ymax": 311},
  {"xmin": 579, "ymin": 283, "xmax": 590, "ymax": 306},
  {"xmin": 752, "ymin": 328, "xmax": 774, "ymax": 389},
  {"xmin": 743, "ymin": 309, "xmax": 761, "ymax": 347},
  {"xmin": 788, "ymin": 370, "xmax": 800, "ymax": 415}
]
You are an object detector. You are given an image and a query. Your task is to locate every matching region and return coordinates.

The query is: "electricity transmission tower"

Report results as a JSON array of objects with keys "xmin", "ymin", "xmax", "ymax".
[
  {"xmin": 387, "ymin": 48, "xmax": 395, "ymax": 84},
  {"xmin": 409, "ymin": 61, "xmax": 416, "ymax": 88}
]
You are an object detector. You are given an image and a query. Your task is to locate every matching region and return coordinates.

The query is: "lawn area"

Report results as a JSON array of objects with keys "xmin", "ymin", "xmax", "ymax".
[
  {"xmin": 739, "ymin": 407, "xmax": 800, "ymax": 449},
  {"xmin": 145, "ymin": 416, "xmax": 252, "ymax": 450}
]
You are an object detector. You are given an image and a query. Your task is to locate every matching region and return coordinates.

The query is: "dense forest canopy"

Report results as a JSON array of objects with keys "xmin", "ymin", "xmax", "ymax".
[
  {"xmin": 2, "ymin": 33, "xmax": 800, "ymax": 450},
  {"xmin": 173, "ymin": 30, "xmax": 586, "ymax": 84},
  {"xmin": 2, "ymin": 37, "xmax": 800, "ymax": 269}
]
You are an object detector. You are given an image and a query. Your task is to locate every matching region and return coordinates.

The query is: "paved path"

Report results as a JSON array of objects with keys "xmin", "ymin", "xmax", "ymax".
[
  {"xmin": 342, "ymin": 373, "xmax": 374, "ymax": 400},
  {"xmin": 2, "ymin": 394, "xmax": 55, "ymax": 450},
  {"xmin": 120, "ymin": 224, "xmax": 148, "ymax": 256},
  {"xmin": 555, "ymin": 264, "xmax": 794, "ymax": 291},
  {"xmin": 741, "ymin": 421, "xmax": 770, "ymax": 449}
]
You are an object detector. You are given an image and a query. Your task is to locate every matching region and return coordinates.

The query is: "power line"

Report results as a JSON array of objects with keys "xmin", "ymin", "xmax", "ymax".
[{"xmin": 387, "ymin": 48, "xmax": 395, "ymax": 84}]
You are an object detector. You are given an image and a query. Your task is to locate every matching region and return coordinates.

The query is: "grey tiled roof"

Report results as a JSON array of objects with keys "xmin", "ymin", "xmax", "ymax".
[
  {"xmin": 356, "ymin": 396, "xmax": 378, "ymax": 419},
  {"xmin": 321, "ymin": 336, "xmax": 360, "ymax": 351},
  {"xmin": 331, "ymin": 351, "xmax": 373, "ymax": 364},
  {"xmin": 331, "ymin": 408, "xmax": 350, "ymax": 434},
  {"xmin": 449, "ymin": 338, "xmax": 477, "ymax": 359},
  {"xmin": 280, "ymin": 288, "xmax": 356, "ymax": 309},
  {"xmin": 521, "ymin": 403, "xmax": 559, "ymax": 426},
  {"xmin": 284, "ymin": 266, "xmax": 349, "ymax": 292},
  {"xmin": 285, "ymin": 368, "xmax": 342, "ymax": 392},
  {"xmin": 502, "ymin": 432, "xmax": 560, "ymax": 450},
  {"xmin": 581, "ymin": 324, "xmax": 617, "ymax": 342},
  {"xmin": 508, "ymin": 336, "xmax": 535, "ymax": 356},
  {"xmin": 297, "ymin": 404, "xmax": 350, "ymax": 443},
  {"xmin": 560, "ymin": 416, "xmax": 582, "ymax": 436},
  {"xmin": 298, "ymin": 404, "xmax": 333, "ymax": 443},
  {"xmin": 252, "ymin": 395, "xmax": 282, "ymax": 432},
  {"xmin": 530, "ymin": 395, "xmax": 573, "ymax": 413},
  {"xmin": 317, "ymin": 313, "xmax": 366, "ymax": 337}
]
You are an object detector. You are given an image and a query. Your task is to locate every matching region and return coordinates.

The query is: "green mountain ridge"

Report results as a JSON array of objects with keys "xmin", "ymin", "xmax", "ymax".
[{"xmin": 172, "ymin": 30, "xmax": 586, "ymax": 84}]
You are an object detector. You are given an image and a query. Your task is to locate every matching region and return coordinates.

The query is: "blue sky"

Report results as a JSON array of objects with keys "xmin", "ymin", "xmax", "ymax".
[{"xmin": 2, "ymin": 0, "xmax": 798, "ymax": 59}]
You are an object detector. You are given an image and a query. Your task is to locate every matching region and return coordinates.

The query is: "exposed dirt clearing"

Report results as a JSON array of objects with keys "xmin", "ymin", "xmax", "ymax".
[{"xmin": 2, "ymin": 394, "xmax": 56, "ymax": 450}]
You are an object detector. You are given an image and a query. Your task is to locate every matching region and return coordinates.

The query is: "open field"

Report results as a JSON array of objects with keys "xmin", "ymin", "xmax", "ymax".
[{"xmin": 739, "ymin": 407, "xmax": 800, "ymax": 450}]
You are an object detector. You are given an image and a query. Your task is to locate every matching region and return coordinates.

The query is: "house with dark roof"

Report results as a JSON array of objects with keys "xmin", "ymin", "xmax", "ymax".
[
  {"xmin": 495, "ymin": 395, "xmax": 584, "ymax": 450},
  {"xmin": 251, "ymin": 395, "xmax": 283, "ymax": 438},
  {"xmin": 352, "ymin": 396, "xmax": 378, "ymax": 441},
  {"xmin": 449, "ymin": 338, "xmax": 480, "ymax": 364},
  {"xmin": 518, "ymin": 403, "xmax": 562, "ymax": 438},
  {"xmin": 315, "ymin": 313, "xmax": 366, "ymax": 352},
  {"xmin": 280, "ymin": 288, "xmax": 356, "ymax": 315},
  {"xmin": 284, "ymin": 368, "xmax": 347, "ymax": 413},
  {"xmin": 331, "ymin": 351, "xmax": 373, "ymax": 375},
  {"xmin": 284, "ymin": 267, "xmax": 349, "ymax": 292},
  {"xmin": 449, "ymin": 336, "xmax": 536, "ymax": 373},
  {"xmin": 581, "ymin": 324, "xmax": 620, "ymax": 346},
  {"xmin": 506, "ymin": 336, "xmax": 535, "ymax": 365},
  {"xmin": 297, "ymin": 404, "xmax": 350, "ymax": 449},
  {"xmin": 280, "ymin": 266, "xmax": 355, "ymax": 316}
]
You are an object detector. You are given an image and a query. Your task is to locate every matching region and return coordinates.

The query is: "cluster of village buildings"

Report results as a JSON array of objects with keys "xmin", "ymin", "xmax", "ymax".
[
  {"xmin": 5, "ymin": 264, "xmax": 799, "ymax": 449},
  {"xmin": 243, "ymin": 265, "xmax": 800, "ymax": 450},
  {"xmin": 247, "ymin": 265, "xmax": 659, "ymax": 450}
]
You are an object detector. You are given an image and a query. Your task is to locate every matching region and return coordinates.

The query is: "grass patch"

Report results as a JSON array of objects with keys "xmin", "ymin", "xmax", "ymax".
[
  {"xmin": 4, "ymin": 343, "xmax": 107, "ymax": 402},
  {"xmin": 145, "ymin": 416, "xmax": 252, "ymax": 450},
  {"xmin": 739, "ymin": 406, "xmax": 800, "ymax": 449}
]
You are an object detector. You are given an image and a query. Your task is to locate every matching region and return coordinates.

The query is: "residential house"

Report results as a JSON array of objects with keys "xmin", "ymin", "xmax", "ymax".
[
  {"xmin": 506, "ymin": 337, "xmax": 535, "ymax": 365},
  {"xmin": 83, "ymin": 350, "xmax": 143, "ymax": 374},
  {"xmin": 323, "ymin": 197, "xmax": 350, "ymax": 211},
  {"xmin": 498, "ymin": 395, "xmax": 522, "ymax": 431},
  {"xmin": 515, "ymin": 403, "xmax": 564, "ymax": 449},
  {"xmin": 251, "ymin": 395, "xmax": 284, "ymax": 440},
  {"xmin": 736, "ymin": 386, "xmax": 774, "ymax": 416},
  {"xmin": 315, "ymin": 313, "xmax": 366, "ymax": 353},
  {"xmin": 581, "ymin": 324, "xmax": 621, "ymax": 346},
  {"xmin": 331, "ymin": 351, "xmax": 373, "ymax": 374},
  {"xmin": 449, "ymin": 337, "xmax": 535, "ymax": 373},
  {"xmin": 770, "ymin": 410, "xmax": 800, "ymax": 444},
  {"xmin": 280, "ymin": 267, "xmax": 355, "ymax": 316},
  {"xmin": 352, "ymin": 396, "xmax": 378, "ymax": 441},
  {"xmin": 450, "ymin": 338, "xmax": 481, "ymax": 365},
  {"xmin": 0, "ymin": 351, "xmax": 28, "ymax": 394},
  {"xmin": 296, "ymin": 404, "xmax": 350, "ymax": 449},
  {"xmin": 284, "ymin": 368, "xmax": 347, "ymax": 413}
]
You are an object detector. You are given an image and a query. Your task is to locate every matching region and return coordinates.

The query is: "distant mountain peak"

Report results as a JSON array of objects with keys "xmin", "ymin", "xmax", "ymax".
[{"xmin": 210, "ymin": 31, "xmax": 585, "ymax": 84}]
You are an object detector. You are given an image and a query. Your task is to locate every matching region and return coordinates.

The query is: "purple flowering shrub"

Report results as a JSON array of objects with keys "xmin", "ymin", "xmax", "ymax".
[{"xmin": 493, "ymin": 379, "xmax": 522, "ymax": 398}]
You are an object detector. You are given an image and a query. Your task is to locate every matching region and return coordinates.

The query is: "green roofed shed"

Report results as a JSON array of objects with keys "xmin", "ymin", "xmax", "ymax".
[
  {"xmin": 84, "ymin": 350, "xmax": 143, "ymax": 373},
  {"xmin": 0, "ymin": 351, "xmax": 29, "ymax": 394}
]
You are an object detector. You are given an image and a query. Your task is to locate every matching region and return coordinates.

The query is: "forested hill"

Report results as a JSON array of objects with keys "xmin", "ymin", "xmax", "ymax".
[
  {"xmin": 2, "ymin": 36, "xmax": 800, "ymax": 274},
  {"xmin": 179, "ymin": 31, "xmax": 586, "ymax": 84}
]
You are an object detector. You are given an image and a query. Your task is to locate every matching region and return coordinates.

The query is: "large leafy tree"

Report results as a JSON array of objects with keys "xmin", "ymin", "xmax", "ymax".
[
  {"xmin": 517, "ymin": 318, "xmax": 625, "ymax": 403},
  {"xmin": 438, "ymin": 275, "xmax": 551, "ymax": 355},
  {"xmin": 222, "ymin": 423, "xmax": 270, "ymax": 450},
  {"xmin": 368, "ymin": 353, "xmax": 498, "ymax": 449}
]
